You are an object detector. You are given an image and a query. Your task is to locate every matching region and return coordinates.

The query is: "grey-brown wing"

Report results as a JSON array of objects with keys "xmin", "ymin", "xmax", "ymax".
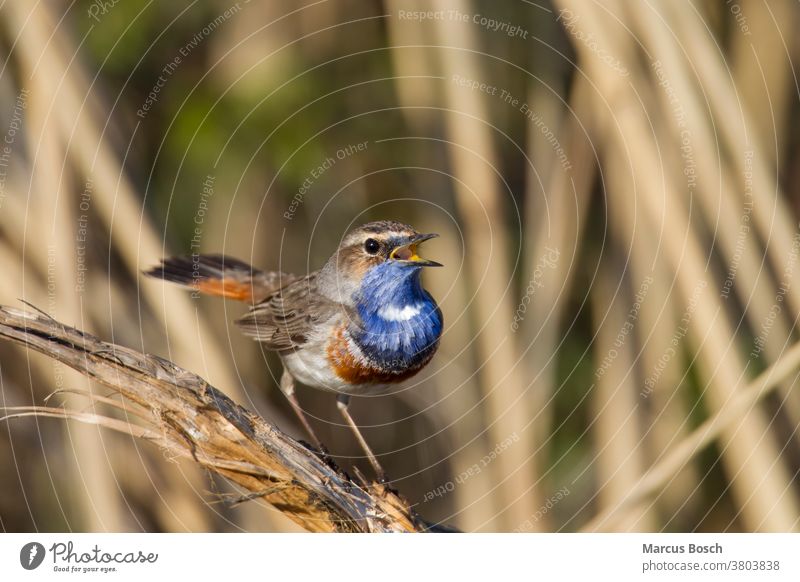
[{"xmin": 235, "ymin": 272, "xmax": 340, "ymax": 351}]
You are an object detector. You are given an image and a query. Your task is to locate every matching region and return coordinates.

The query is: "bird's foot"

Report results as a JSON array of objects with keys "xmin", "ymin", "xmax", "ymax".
[
  {"xmin": 310, "ymin": 442, "xmax": 342, "ymax": 473},
  {"xmin": 352, "ymin": 465, "xmax": 391, "ymax": 489}
]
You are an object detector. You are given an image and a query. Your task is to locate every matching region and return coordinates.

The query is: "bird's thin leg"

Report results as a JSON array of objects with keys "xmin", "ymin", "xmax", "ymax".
[
  {"xmin": 279, "ymin": 369, "xmax": 324, "ymax": 451},
  {"xmin": 336, "ymin": 393, "xmax": 386, "ymax": 482}
]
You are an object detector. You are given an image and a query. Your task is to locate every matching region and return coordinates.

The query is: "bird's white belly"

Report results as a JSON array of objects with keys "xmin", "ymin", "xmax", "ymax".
[
  {"xmin": 281, "ymin": 347, "xmax": 344, "ymax": 392},
  {"xmin": 281, "ymin": 346, "xmax": 392, "ymax": 396}
]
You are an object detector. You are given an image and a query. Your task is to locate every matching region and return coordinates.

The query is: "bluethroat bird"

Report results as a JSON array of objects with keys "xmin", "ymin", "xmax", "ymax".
[{"xmin": 145, "ymin": 221, "xmax": 443, "ymax": 480}]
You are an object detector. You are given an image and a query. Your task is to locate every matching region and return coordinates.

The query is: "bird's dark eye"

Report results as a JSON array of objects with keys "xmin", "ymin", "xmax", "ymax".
[{"xmin": 364, "ymin": 238, "xmax": 380, "ymax": 255}]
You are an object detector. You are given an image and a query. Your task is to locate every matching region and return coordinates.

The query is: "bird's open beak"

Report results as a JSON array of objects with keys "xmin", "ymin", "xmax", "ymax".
[{"xmin": 390, "ymin": 233, "xmax": 443, "ymax": 267}]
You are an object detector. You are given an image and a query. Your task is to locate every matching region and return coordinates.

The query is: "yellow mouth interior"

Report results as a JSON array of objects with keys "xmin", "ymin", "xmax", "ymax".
[{"xmin": 391, "ymin": 243, "xmax": 421, "ymax": 261}]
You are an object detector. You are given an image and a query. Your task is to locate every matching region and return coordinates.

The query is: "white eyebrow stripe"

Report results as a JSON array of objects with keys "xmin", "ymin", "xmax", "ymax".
[{"xmin": 378, "ymin": 303, "xmax": 423, "ymax": 321}]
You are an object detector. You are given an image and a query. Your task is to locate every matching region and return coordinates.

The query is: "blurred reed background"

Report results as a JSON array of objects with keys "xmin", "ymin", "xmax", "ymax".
[{"xmin": 1, "ymin": 0, "xmax": 800, "ymax": 532}]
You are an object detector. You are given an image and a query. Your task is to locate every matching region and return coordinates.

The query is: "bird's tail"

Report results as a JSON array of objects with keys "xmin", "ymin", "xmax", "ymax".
[{"xmin": 144, "ymin": 254, "xmax": 293, "ymax": 303}]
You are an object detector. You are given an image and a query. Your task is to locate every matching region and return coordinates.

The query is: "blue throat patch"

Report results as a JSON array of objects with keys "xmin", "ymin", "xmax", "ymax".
[{"xmin": 353, "ymin": 261, "xmax": 443, "ymax": 373}]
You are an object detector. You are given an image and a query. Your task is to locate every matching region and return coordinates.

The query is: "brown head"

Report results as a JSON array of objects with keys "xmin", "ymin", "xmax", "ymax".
[{"xmin": 317, "ymin": 220, "xmax": 441, "ymax": 303}]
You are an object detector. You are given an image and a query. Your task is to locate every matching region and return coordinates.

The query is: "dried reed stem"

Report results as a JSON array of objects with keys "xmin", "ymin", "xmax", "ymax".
[{"xmin": 0, "ymin": 305, "xmax": 431, "ymax": 533}]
